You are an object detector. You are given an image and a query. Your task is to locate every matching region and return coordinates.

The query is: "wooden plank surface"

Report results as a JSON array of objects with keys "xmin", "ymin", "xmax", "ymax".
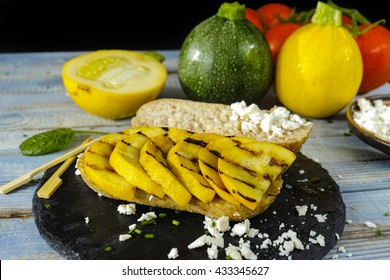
[{"xmin": 0, "ymin": 51, "xmax": 389, "ymax": 260}]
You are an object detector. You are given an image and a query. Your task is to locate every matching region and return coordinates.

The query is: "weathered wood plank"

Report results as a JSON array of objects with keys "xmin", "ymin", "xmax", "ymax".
[{"xmin": 0, "ymin": 217, "xmax": 62, "ymax": 260}]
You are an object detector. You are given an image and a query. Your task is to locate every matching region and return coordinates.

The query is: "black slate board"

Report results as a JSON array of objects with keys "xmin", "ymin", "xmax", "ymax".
[{"xmin": 32, "ymin": 153, "xmax": 346, "ymax": 260}]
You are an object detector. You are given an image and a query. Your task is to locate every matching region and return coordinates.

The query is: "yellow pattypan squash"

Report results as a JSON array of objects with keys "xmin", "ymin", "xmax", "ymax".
[{"xmin": 275, "ymin": 1, "xmax": 363, "ymax": 118}]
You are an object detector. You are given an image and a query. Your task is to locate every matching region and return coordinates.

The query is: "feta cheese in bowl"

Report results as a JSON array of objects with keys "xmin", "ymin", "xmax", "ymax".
[{"xmin": 346, "ymin": 95, "xmax": 390, "ymax": 155}]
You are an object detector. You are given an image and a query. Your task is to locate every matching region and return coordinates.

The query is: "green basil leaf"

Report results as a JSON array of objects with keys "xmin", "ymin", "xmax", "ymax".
[{"xmin": 19, "ymin": 128, "xmax": 76, "ymax": 156}]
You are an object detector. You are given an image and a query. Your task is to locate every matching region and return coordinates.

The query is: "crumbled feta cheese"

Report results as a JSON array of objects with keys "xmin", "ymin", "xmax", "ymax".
[
  {"xmin": 225, "ymin": 244, "xmax": 242, "ymax": 260},
  {"xmin": 314, "ymin": 214, "xmax": 327, "ymax": 223},
  {"xmin": 309, "ymin": 234, "xmax": 325, "ymax": 247},
  {"xmin": 260, "ymin": 238, "xmax": 272, "ymax": 249},
  {"xmin": 299, "ymin": 169, "xmax": 305, "ymax": 175},
  {"xmin": 365, "ymin": 221, "xmax": 377, "ymax": 228},
  {"xmin": 240, "ymin": 241, "xmax": 257, "ymax": 260},
  {"xmin": 338, "ymin": 246, "xmax": 346, "ymax": 253},
  {"xmin": 295, "ymin": 205, "xmax": 308, "ymax": 216},
  {"xmin": 353, "ymin": 98, "xmax": 390, "ymax": 142},
  {"xmin": 230, "ymin": 219, "xmax": 250, "ymax": 237},
  {"xmin": 273, "ymin": 229, "xmax": 304, "ymax": 257},
  {"xmin": 85, "ymin": 217, "xmax": 89, "ymax": 224},
  {"xmin": 128, "ymin": 224, "xmax": 137, "ymax": 232},
  {"xmin": 117, "ymin": 203, "xmax": 136, "ymax": 215},
  {"xmin": 230, "ymin": 101, "xmax": 311, "ymax": 139},
  {"xmin": 119, "ymin": 234, "xmax": 132, "ymax": 242},
  {"xmin": 346, "ymin": 219, "xmax": 353, "ymax": 224},
  {"xmin": 137, "ymin": 211, "xmax": 157, "ymax": 222},
  {"xmin": 215, "ymin": 216, "xmax": 230, "ymax": 233},
  {"xmin": 207, "ymin": 244, "xmax": 219, "ymax": 260},
  {"xmin": 167, "ymin": 248, "xmax": 179, "ymax": 259},
  {"xmin": 188, "ymin": 234, "xmax": 209, "ymax": 249}
]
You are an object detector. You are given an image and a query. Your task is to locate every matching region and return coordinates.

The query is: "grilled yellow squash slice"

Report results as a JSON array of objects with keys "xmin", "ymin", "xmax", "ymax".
[
  {"xmin": 166, "ymin": 134, "xmax": 218, "ymax": 203},
  {"xmin": 206, "ymin": 136, "xmax": 296, "ymax": 210},
  {"xmin": 84, "ymin": 140, "xmax": 136, "ymax": 201},
  {"xmin": 109, "ymin": 127, "xmax": 167, "ymax": 198},
  {"xmin": 139, "ymin": 130, "xmax": 193, "ymax": 206}
]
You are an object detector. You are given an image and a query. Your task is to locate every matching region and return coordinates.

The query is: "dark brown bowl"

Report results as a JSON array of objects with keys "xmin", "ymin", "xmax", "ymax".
[{"xmin": 346, "ymin": 95, "xmax": 390, "ymax": 155}]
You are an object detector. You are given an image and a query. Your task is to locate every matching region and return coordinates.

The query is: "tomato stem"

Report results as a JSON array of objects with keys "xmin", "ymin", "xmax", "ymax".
[{"xmin": 327, "ymin": 0, "xmax": 371, "ymax": 25}]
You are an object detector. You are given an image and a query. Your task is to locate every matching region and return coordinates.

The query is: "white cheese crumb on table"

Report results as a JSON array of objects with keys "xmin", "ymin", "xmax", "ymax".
[{"xmin": 364, "ymin": 221, "xmax": 377, "ymax": 228}]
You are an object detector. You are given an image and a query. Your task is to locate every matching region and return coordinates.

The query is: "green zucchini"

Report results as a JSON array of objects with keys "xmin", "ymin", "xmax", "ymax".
[{"xmin": 178, "ymin": 2, "xmax": 273, "ymax": 104}]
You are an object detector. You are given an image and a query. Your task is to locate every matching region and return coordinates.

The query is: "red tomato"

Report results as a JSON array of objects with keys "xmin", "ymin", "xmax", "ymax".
[
  {"xmin": 342, "ymin": 15, "xmax": 353, "ymax": 25},
  {"xmin": 355, "ymin": 24, "xmax": 390, "ymax": 93},
  {"xmin": 245, "ymin": 7, "xmax": 265, "ymax": 32},
  {"xmin": 265, "ymin": 23, "xmax": 301, "ymax": 63},
  {"xmin": 257, "ymin": 3, "xmax": 293, "ymax": 30}
]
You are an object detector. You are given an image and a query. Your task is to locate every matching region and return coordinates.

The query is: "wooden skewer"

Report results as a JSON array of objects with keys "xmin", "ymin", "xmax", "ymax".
[
  {"xmin": 0, "ymin": 136, "xmax": 101, "ymax": 195},
  {"xmin": 36, "ymin": 137, "xmax": 92, "ymax": 199}
]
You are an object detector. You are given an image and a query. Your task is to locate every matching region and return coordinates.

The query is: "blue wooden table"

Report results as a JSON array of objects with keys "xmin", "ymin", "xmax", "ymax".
[{"xmin": 0, "ymin": 51, "xmax": 389, "ymax": 259}]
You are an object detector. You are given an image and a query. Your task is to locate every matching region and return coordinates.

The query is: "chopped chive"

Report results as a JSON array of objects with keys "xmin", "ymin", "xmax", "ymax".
[
  {"xmin": 226, "ymin": 255, "xmax": 233, "ymax": 260},
  {"xmin": 310, "ymin": 176, "xmax": 321, "ymax": 183},
  {"xmin": 158, "ymin": 213, "xmax": 167, "ymax": 218},
  {"xmin": 141, "ymin": 219, "xmax": 156, "ymax": 226},
  {"xmin": 104, "ymin": 246, "xmax": 112, "ymax": 252},
  {"xmin": 204, "ymin": 229, "xmax": 210, "ymax": 235},
  {"xmin": 144, "ymin": 233, "xmax": 155, "ymax": 239},
  {"xmin": 376, "ymin": 229, "xmax": 382, "ymax": 236},
  {"xmin": 44, "ymin": 203, "xmax": 52, "ymax": 210},
  {"xmin": 172, "ymin": 219, "xmax": 180, "ymax": 226},
  {"xmin": 134, "ymin": 228, "xmax": 143, "ymax": 235},
  {"xmin": 385, "ymin": 212, "xmax": 390, "ymax": 217}
]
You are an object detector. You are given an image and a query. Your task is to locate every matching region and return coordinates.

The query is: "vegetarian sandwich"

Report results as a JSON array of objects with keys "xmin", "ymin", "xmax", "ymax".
[{"xmin": 77, "ymin": 99, "xmax": 312, "ymax": 221}]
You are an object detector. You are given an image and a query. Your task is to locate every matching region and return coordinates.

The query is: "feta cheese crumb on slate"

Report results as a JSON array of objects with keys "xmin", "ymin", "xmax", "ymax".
[
  {"xmin": 309, "ymin": 234, "xmax": 326, "ymax": 247},
  {"xmin": 85, "ymin": 217, "xmax": 89, "ymax": 224},
  {"xmin": 273, "ymin": 229, "xmax": 304, "ymax": 257},
  {"xmin": 167, "ymin": 248, "xmax": 179, "ymax": 259},
  {"xmin": 364, "ymin": 221, "xmax": 377, "ymax": 228},
  {"xmin": 314, "ymin": 214, "xmax": 327, "ymax": 223},
  {"xmin": 119, "ymin": 234, "xmax": 132, "ymax": 242},
  {"xmin": 225, "ymin": 244, "xmax": 242, "ymax": 260},
  {"xmin": 117, "ymin": 203, "xmax": 136, "ymax": 215},
  {"xmin": 137, "ymin": 211, "xmax": 157, "ymax": 222},
  {"xmin": 295, "ymin": 205, "xmax": 308, "ymax": 216},
  {"xmin": 207, "ymin": 244, "xmax": 219, "ymax": 259},
  {"xmin": 230, "ymin": 219, "xmax": 250, "ymax": 237},
  {"xmin": 128, "ymin": 224, "xmax": 136, "ymax": 232}
]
